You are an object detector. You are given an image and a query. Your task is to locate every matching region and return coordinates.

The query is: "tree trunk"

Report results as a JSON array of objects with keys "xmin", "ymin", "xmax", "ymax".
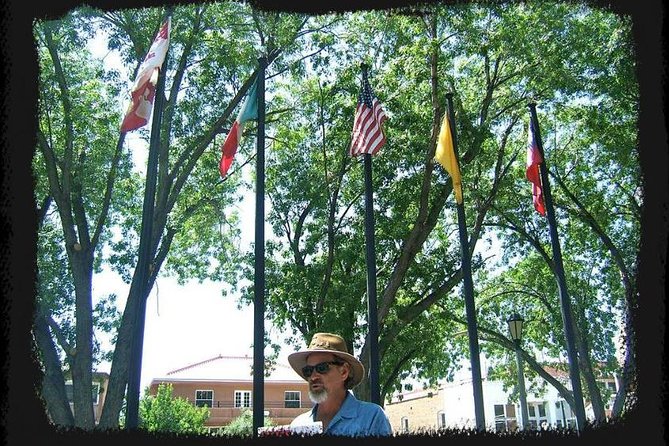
[
  {"xmin": 353, "ymin": 373, "xmax": 371, "ymax": 403},
  {"xmin": 611, "ymin": 302, "xmax": 637, "ymax": 417},
  {"xmin": 97, "ymin": 276, "xmax": 145, "ymax": 428},
  {"xmin": 574, "ymin": 305, "xmax": 607, "ymax": 422},
  {"xmin": 552, "ymin": 170, "xmax": 638, "ymax": 420},
  {"xmin": 70, "ymin": 251, "xmax": 96, "ymax": 428},
  {"xmin": 33, "ymin": 314, "xmax": 75, "ymax": 426}
]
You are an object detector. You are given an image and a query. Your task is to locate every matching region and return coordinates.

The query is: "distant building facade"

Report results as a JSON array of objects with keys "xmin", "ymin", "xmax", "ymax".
[
  {"xmin": 148, "ymin": 354, "xmax": 312, "ymax": 432},
  {"xmin": 384, "ymin": 386, "xmax": 447, "ymax": 433},
  {"xmin": 384, "ymin": 363, "xmax": 618, "ymax": 433},
  {"xmin": 437, "ymin": 374, "xmax": 578, "ymax": 431}
]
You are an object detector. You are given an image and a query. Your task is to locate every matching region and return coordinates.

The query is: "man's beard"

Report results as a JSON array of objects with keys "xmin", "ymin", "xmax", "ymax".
[{"xmin": 308, "ymin": 387, "xmax": 329, "ymax": 404}]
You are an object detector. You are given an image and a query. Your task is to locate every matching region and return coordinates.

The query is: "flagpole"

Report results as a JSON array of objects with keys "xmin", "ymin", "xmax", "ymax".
[
  {"xmin": 363, "ymin": 153, "xmax": 381, "ymax": 405},
  {"xmin": 125, "ymin": 9, "xmax": 172, "ymax": 430},
  {"xmin": 446, "ymin": 93, "xmax": 486, "ymax": 431},
  {"xmin": 252, "ymin": 55, "xmax": 266, "ymax": 439},
  {"xmin": 358, "ymin": 64, "xmax": 381, "ymax": 406},
  {"xmin": 528, "ymin": 102, "xmax": 587, "ymax": 432}
]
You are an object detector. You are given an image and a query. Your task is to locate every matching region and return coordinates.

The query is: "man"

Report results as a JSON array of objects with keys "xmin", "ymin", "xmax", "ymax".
[{"xmin": 287, "ymin": 332, "xmax": 393, "ymax": 436}]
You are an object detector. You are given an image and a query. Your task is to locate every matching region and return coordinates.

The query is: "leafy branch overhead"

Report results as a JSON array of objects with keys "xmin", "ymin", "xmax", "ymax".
[{"xmin": 33, "ymin": 2, "xmax": 640, "ymax": 430}]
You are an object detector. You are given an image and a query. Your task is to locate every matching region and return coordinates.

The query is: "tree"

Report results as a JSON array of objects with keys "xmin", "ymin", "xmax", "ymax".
[
  {"xmin": 32, "ymin": 1, "xmax": 640, "ymax": 431},
  {"xmin": 236, "ymin": 2, "xmax": 639, "ymax": 422},
  {"xmin": 34, "ymin": 11, "xmax": 132, "ymax": 427},
  {"xmin": 139, "ymin": 383, "xmax": 209, "ymax": 434},
  {"xmin": 33, "ymin": 4, "xmax": 320, "ymax": 428},
  {"xmin": 477, "ymin": 6, "xmax": 640, "ymax": 419}
]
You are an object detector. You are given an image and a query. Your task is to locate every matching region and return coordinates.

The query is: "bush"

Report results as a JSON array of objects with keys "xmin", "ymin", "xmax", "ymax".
[
  {"xmin": 221, "ymin": 409, "xmax": 275, "ymax": 438},
  {"xmin": 139, "ymin": 383, "xmax": 210, "ymax": 434}
]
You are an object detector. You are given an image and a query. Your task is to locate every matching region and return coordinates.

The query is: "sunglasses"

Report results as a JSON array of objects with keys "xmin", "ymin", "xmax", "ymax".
[{"xmin": 302, "ymin": 361, "xmax": 344, "ymax": 378}]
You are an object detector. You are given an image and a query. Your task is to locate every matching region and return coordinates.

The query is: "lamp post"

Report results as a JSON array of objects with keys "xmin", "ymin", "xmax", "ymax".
[{"xmin": 507, "ymin": 313, "xmax": 530, "ymax": 430}]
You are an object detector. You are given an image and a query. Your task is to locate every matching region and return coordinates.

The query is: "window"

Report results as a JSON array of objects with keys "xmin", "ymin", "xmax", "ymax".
[
  {"xmin": 284, "ymin": 391, "xmax": 301, "ymax": 408},
  {"xmin": 195, "ymin": 390, "xmax": 213, "ymax": 407},
  {"xmin": 234, "ymin": 390, "xmax": 252, "ymax": 408},
  {"xmin": 437, "ymin": 411, "xmax": 446, "ymax": 428},
  {"xmin": 527, "ymin": 402, "xmax": 548, "ymax": 430},
  {"xmin": 65, "ymin": 382, "xmax": 100, "ymax": 405},
  {"xmin": 400, "ymin": 416, "xmax": 409, "ymax": 433},
  {"xmin": 494, "ymin": 404, "xmax": 518, "ymax": 432},
  {"xmin": 494, "ymin": 404, "xmax": 505, "ymax": 432},
  {"xmin": 555, "ymin": 400, "xmax": 577, "ymax": 429}
]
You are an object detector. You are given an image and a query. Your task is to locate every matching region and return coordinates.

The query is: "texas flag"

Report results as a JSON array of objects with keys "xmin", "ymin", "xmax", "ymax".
[
  {"xmin": 219, "ymin": 79, "xmax": 258, "ymax": 178},
  {"xmin": 526, "ymin": 119, "xmax": 546, "ymax": 216},
  {"xmin": 120, "ymin": 18, "xmax": 171, "ymax": 133}
]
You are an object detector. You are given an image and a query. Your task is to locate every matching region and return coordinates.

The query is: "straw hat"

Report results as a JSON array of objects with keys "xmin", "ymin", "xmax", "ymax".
[{"xmin": 288, "ymin": 333, "xmax": 365, "ymax": 389}]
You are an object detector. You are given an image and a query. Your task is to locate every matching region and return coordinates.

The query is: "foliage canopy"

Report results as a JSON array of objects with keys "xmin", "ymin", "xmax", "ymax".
[{"xmin": 31, "ymin": 0, "xmax": 642, "ymax": 431}]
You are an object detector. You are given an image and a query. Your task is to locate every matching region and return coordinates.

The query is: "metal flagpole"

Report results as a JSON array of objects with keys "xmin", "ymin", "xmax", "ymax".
[
  {"xmin": 252, "ymin": 55, "xmax": 267, "ymax": 439},
  {"xmin": 125, "ymin": 10, "xmax": 171, "ymax": 429},
  {"xmin": 528, "ymin": 102, "xmax": 587, "ymax": 432},
  {"xmin": 445, "ymin": 93, "xmax": 486, "ymax": 430},
  {"xmin": 360, "ymin": 63, "xmax": 381, "ymax": 406},
  {"xmin": 363, "ymin": 152, "xmax": 380, "ymax": 405}
]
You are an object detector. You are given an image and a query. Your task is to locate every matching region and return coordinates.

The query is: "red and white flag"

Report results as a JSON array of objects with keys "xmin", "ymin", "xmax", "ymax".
[
  {"xmin": 526, "ymin": 119, "xmax": 546, "ymax": 216},
  {"xmin": 349, "ymin": 71, "xmax": 387, "ymax": 156},
  {"xmin": 120, "ymin": 18, "xmax": 171, "ymax": 133}
]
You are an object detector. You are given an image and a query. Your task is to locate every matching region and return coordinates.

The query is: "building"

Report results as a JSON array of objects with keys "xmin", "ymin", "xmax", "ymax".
[
  {"xmin": 148, "ymin": 354, "xmax": 313, "ymax": 432},
  {"xmin": 384, "ymin": 386, "xmax": 446, "ymax": 433},
  {"xmin": 384, "ymin": 363, "xmax": 619, "ymax": 433},
  {"xmin": 437, "ymin": 374, "xmax": 578, "ymax": 431},
  {"xmin": 64, "ymin": 371, "xmax": 110, "ymax": 425}
]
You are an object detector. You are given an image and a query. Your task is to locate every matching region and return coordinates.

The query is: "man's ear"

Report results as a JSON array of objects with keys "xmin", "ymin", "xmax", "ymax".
[{"xmin": 340, "ymin": 362, "xmax": 351, "ymax": 383}]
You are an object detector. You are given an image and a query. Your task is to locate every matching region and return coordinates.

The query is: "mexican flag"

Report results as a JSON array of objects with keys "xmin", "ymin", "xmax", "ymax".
[{"xmin": 219, "ymin": 79, "xmax": 258, "ymax": 178}]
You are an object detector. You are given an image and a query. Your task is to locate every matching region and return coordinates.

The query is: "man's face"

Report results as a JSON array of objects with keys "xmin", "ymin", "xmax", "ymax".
[{"xmin": 304, "ymin": 352, "xmax": 347, "ymax": 403}]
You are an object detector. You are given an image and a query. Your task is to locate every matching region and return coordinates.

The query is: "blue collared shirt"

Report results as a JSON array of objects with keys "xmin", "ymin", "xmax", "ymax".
[{"xmin": 290, "ymin": 391, "xmax": 393, "ymax": 437}]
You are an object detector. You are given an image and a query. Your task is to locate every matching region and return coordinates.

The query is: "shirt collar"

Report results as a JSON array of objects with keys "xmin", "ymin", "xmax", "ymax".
[
  {"xmin": 337, "ymin": 391, "xmax": 358, "ymax": 419},
  {"xmin": 311, "ymin": 391, "xmax": 358, "ymax": 422}
]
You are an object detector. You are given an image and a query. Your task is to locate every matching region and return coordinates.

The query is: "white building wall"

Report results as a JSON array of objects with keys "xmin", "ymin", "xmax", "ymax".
[
  {"xmin": 441, "ymin": 378, "xmax": 479, "ymax": 429},
  {"xmin": 441, "ymin": 377, "xmax": 578, "ymax": 431},
  {"xmin": 392, "ymin": 355, "xmax": 615, "ymax": 432}
]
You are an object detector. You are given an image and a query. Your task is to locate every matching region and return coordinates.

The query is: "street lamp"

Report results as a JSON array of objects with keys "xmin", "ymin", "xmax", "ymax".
[{"xmin": 507, "ymin": 313, "xmax": 530, "ymax": 431}]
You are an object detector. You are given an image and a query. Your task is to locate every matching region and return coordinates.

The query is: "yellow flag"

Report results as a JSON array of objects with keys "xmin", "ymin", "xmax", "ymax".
[{"xmin": 434, "ymin": 112, "xmax": 463, "ymax": 203}]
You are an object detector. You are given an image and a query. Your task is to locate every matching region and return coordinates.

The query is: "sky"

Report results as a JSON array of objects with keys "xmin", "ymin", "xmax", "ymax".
[
  {"xmin": 93, "ymin": 266, "xmax": 295, "ymax": 394},
  {"xmin": 92, "ymin": 156, "xmax": 295, "ymax": 394}
]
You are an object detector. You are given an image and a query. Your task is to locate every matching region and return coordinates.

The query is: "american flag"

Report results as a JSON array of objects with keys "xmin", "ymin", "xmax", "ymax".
[{"xmin": 349, "ymin": 70, "xmax": 387, "ymax": 156}]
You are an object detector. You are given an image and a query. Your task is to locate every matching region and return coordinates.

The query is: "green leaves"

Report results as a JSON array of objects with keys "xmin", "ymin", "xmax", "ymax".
[
  {"xmin": 34, "ymin": 0, "xmax": 638, "ymax": 426},
  {"xmin": 220, "ymin": 409, "xmax": 274, "ymax": 438},
  {"xmin": 139, "ymin": 383, "xmax": 210, "ymax": 434},
  {"xmin": 253, "ymin": 3, "xmax": 638, "ymax": 411}
]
